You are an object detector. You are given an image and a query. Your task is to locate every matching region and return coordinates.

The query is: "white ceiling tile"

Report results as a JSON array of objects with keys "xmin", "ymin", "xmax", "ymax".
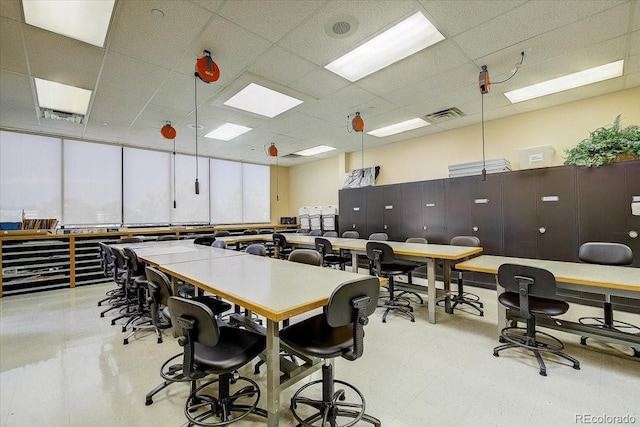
[
  {"xmin": 0, "ymin": 70, "xmax": 33, "ymax": 105},
  {"xmin": 99, "ymin": 51, "xmax": 171, "ymax": 101},
  {"xmin": 88, "ymin": 92, "xmax": 147, "ymax": 123},
  {"xmin": 218, "ymin": 0, "xmax": 325, "ymax": 43},
  {"xmin": 289, "ymin": 67, "xmax": 350, "ymax": 99},
  {"xmin": 0, "ymin": 0, "xmax": 23, "ymax": 20},
  {"xmin": 630, "ymin": 30, "xmax": 640, "ymax": 56},
  {"xmin": 151, "ymin": 72, "xmax": 222, "ymax": 114},
  {"xmin": 0, "ymin": 18, "xmax": 28, "ymax": 74},
  {"xmin": 248, "ymin": 46, "xmax": 318, "ymax": 86},
  {"xmin": 189, "ymin": 0, "xmax": 225, "ymax": 13},
  {"xmin": 296, "ymin": 84, "xmax": 376, "ymax": 119},
  {"xmin": 109, "ymin": 0, "xmax": 213, "ymax": 69},
  {"xmin": 0, "ymin": 100, "xmax": 39, "ymax": 127},
  {"xmin": 633, "ymin": 0, "xmax": 640, "ymax": 31},
  {"xmin": 134, "ymin": 103, "xmax": 192, "ymax": 129},
  {"xmin": 83, "ymin": 119, "xmax": 129, "ymax": 141}
]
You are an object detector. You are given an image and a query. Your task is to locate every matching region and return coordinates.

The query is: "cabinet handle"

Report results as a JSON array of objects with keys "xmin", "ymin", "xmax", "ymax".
[
  {"xmin": 352, "ymin": 224, "xmax": 356, "ymax": 229},
  {"xmin": 629, "ymin": 230, "xmax": 638, "ymax": 239},
  {"xmin": 539, "ymin": 227, "xmax": 546, "ymax": 234},
  {"xmin": 472, "ymin": 226, "xmax": 479, "ymax": 232},
  {"xmin": 384, "ymin": 225, "xmax": 388, "ymax": 230},
  {"xmin": 423, "ymin": 226, "xmax": 427, "ymax": 230}
]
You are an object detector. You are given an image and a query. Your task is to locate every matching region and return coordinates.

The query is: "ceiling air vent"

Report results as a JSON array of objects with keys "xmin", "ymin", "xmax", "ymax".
[
  {"xmin": 42, "ymin": 108, "xmax": 84, "ymax": 124},
  {"xmin": 282, "ymin": 153, "xmax": 303, "ymax": 159},
  {"xmin": 424, "ymin": 107, "xmax": 465, "ymax": 124}
]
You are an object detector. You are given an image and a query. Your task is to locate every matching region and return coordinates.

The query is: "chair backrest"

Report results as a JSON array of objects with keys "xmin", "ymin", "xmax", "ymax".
[
  {"xmin": 323, "ymin": 231, "xmax": 338, "ymax": 237},
  {"xmin": 288, "ymin": 249, "xmax": 322, "ymax": 266},
  {"xmin": 406, "ymin": 237, "xmax": 428, "ymax": 244},
  {"xmin": 111, "ymin": 247, "xmax": 128, "ymax": 274},
  {"xmin": 579, "ymin": 242, "xmax": 633, "ymax": 266},
  {"xmin": 368, "ymin": 232, "xmax": 388, "ymax": 241},
  {"xmin": 146, "ymin": 266, "xmax": 173, "ymax": 328},
  {"xmin": 273, "ymin": 233, "xmax": 287, "ymax": 249},
  {"xmin": 214, "ymin": 230, "xmax": 230, "ymax": 237},
  {"xmin": 212, "ymin": 240, "xmax": 226, "ymax": 249},
  {"xmin": 296, "ymin": 229, "xmax": 309, "ymax": 234},
  {"xmin": 98, "ymin": 242, "xmax": 114, "ymax": 276},
  {"xmin": 450, "ymin": 235, "xmax": 480, "ymax": 247},
  {"xmin": 119, "ymin": 237, "xmax": 143, "ymax": 243},
  {"xmin": 245, "ymin": 243, "xmax": 267, "ymax": 256},
  {"xmin": 309, "ymin": 229, "xmax": 322, "ymax": 236},
  {"xmin": 258, "ymin": 228, "xmax": 274, "ymax": 234},
  {"xmin": 157, "ymin": 235, "xmax": 178, "ymax": 241},
  {"xmin": 122, "ymin": 247, "xmax": 145, "ymax": 277},
  {"xmin": 366, "ymin": 241, "xmax": 395, "ymax": 263},
  {"xmin": 193, "ymin": 236, "xmax": 216, "ymax": 246},
  {"xmin": 315, "ymin": 237, "xmax": 334, "ymax": 257},
  {"xmin": 498, "ymin": 264, "xmax": 556, "ymax": 299},
  {"xmin": 342, "ymin": 231, "xmax": 359, "ymax": 239},
  {"xmin": 324, "ymin": 276, "xmax": 380, "ymax": 361},
  {"xmin": 242, "ymin": 229, "xmax": 258, "ymax": 235}
]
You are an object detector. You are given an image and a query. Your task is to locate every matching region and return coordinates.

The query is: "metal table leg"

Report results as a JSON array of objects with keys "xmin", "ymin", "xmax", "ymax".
[
  {"xmin": 266, "ymin": 319, "xmax": 281, "ymax": 427},
  {"xmin": 427, "ymin": 259, "xmax": 437, "ymax": 323}
]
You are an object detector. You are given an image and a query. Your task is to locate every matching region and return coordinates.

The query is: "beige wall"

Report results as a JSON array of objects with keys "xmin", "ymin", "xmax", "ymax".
[
  {"xmin": 269, "ymin": 164, "xmax": 291, "ymax": 223},
  {"xmin": 285, "ymin": 87, "xmax": 640, "ymax": 211}
]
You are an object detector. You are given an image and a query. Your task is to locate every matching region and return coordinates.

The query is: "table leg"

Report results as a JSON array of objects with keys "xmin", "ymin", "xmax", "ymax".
[
  {"xmin": 427, "ymin": 259, "xmax": 436, "ymax": 324},
  {"xmin": 351, "ymin": 252, "xmax": 358, "ymax": 273},
  {"xmin": 443, "ymin": 259, "xmax": 451, "ymax": 314},
  {"xmin": 266, "ymin": 319, "xmax": 281, "ymax": 427}
]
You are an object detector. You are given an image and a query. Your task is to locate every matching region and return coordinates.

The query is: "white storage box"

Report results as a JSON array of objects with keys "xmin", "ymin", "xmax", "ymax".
[{"xmin": 517, "ymin": 145, "xmax": 555, "ymax": 169}]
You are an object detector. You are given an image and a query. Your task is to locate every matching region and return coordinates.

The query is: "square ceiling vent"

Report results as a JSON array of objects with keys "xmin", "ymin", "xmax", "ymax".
[{"xmin": 424, "ymin": 107, "xmax": 465, "ymax": 124}]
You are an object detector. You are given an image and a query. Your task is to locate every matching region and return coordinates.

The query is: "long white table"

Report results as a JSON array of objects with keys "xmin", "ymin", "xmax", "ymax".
[
  {"xmin": 157, "ymin": 254, "xmax": 375, "ymax": 427},
  {"xmin": 455, "ymin": 255, "xmax": 640, "ymax": 350}
]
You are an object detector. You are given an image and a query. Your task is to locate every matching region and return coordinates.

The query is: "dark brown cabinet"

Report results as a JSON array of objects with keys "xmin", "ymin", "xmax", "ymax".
[
  {"xmin": 625, "ymin": 162, "xmax": 640, "ymax": 266},
  {"xmin": 338, "ymin": 187, "xmax": 368, "ymax": 237},
  {"xmin": 470, "ymin": 173, "xmax": 503, "ymax": 255}
]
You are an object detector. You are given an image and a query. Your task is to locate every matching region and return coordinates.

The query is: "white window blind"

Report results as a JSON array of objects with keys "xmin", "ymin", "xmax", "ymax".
[
  {"xmin": 242, "ymin": 163, "xmax": 270, "ymax": 223},
  {"xmin": 210, "ymin": 158, "xmax": 242, "ymax": 224},
  {"xmin": 63, "ymin": 139, "xmax": 121, "ymax": 225},
  {"xmin": 171, "ymin": 154, "xmax": 209, "ymax": 224},
  {"xmin": 123, "ymin": 147, "xmax": 171, "ymax": 225},
  {"xmin": 0, "ymin": 131, "xmax": 62, "ymax": 222}
]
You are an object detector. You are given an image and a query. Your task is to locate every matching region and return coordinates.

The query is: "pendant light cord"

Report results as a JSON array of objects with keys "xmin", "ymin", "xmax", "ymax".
[
  {"xmin": 481, "ymin": 92, "xmax": 487, "ymax": 181},
  {"xmin": 361, "ymin": 130, "xmax": 364, "ymax": 178},
  {"xmin": 194, "ymin": 76, "xmax": 200, "ymax": 194},
  {"xmin": 173, "ymin": 137, "xmax": 176, "ymax": 208}
]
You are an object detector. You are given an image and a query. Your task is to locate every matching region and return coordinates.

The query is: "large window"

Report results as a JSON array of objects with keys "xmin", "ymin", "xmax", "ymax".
[
  {"xmin": 123, "ymin": 147, "xmax": 171, "ymax": 225},
  {"xmin": 0, "ymin": 131, "xmax": 61, "ymax": 222},
  {"xmin": 171, "ymin": 154, "xmax": 209, "ymax": 224},
  {"xmin": 210, "ymin": 159, "xmax": 243, "ymax": 224},
  {"xmin": 63, "ymin": 139, "xmax": 121, "ymax": 225},
  {"xmin": 242, "ymin": 163, "xmax": 270, "ymax": 223}
]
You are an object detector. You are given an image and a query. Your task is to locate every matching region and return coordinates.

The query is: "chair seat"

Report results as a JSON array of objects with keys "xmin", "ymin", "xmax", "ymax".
[
  {"xmin": 499, "ymin": 292, "xmax": 569, "ymax": 317},
  {"xmin": 324, "ymin": 254, "xmax": 351, "ymax": 264},
  {"xmin": 280, "ymin": 314, "xmax": 352, "ymax": 359},
  {"xmin": 194, "ymin": 327, "xmax": 265, "ymax": 373},
  {"xmin": 378, "ymin": 262, "xmax": 416, "ymax": 276}
]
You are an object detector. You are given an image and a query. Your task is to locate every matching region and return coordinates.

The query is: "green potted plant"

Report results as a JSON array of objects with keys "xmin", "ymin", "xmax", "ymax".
[{"xmin": 564, "ymin": 115, "xmax": 640, "ymax": 167}]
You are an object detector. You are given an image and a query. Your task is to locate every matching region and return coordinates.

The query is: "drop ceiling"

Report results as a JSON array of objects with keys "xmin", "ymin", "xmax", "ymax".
[{"xmin": 1, "ymin": 0, "xmax": 638, "ymax": 167}]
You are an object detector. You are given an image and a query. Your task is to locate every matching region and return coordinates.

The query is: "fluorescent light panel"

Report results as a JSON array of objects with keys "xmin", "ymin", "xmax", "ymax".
[
  {"xmin": 325, "ymin": 12, "xmax": 445, "ymax": 82},
  {"xmin": 505, "ymin": 60, "xmax": 624, "ymax": 103},
  {"xmin": 34, "ymin": 78, "xmax": 92, "ymax": 115},
  {"xmin": 223, "ymin": 83, "xmax": 303, "ymax": 118},
  {"xmin": 204, "ymin": 123, "xmax": 252, "ymax": 141},
  {"xmin": 22, "ymin": 0, "xmax": 115, "ymax": 47},
  {"xmin": 294, "ymin": 145, "xmax": 336, "ymax": 157},
  {"xmin": 367, "ymin": 118, "xmax": 430, "ymax": 138}
]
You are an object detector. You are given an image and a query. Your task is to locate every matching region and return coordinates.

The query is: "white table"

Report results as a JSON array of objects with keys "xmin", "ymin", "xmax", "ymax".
[{"xmin": 455, "ymin": 255, "xmax": 640, "ymax": 349}]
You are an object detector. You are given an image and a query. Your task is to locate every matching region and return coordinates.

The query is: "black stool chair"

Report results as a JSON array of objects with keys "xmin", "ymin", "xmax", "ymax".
[
  {"xmin": 280, "ymin": 276, "xmax": 382, "ymax": 427},
  {"xmin": 442, "ymin": 236, "xmax": 483, "ymax": 316},
  {"xmin": 367, "ymin": 241, "xmax": 416, "ymax": 323},
  {"xmin": 493, "ymin": 263, "xmax": 580, "ymax": 376},
  {"xmin": 577, "ymin": 242, "xmax": 639, "ymax": 357},
  {"xmin": 168, "ymin": 296, "xmax": 267, "ymax": 426},
  {"xmin": 315, "ymin": 237, "xmax": 351, "ymax": 270}
]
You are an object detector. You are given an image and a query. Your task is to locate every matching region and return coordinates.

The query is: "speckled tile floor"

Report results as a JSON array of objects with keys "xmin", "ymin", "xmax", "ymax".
[{"xmin": 1, "ymin": 279, "xmax": 639, "ymax": 427}]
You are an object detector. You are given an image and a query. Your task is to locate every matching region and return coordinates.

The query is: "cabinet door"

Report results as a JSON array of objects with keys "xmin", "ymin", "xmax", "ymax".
[
  {"xmin": 366, "ymin": 186, "xmax": 384, "ymax": 237},
  {"xmin": 578, "ymin": 163, "xmax": 627, "ymax": 244},
  {"xmin": 422, "ymin": 179, "xmax": 446, "ymax": 244},
  {"xmin": 470, "ymin": 173, "xmax": 503, "ymax": 255},
  {"xmin": 338, "ymin": 189, "xmax": 352, "ymax": 236},
  {"xmin": 402, "ymin": 182, "xmax": 424, "ymax": 239},
  {"xmin": 445, "ymin": 176, "xmax": 471, "ymax": 243},
  {"xmin": 339, "ymin": 188, "xmax": 368, "ymax": 236},
  {"xmin": 503, "ymin": 169, "xmax": 537, "ymax": 258},
  {"xmin": 382, "ymin": 184, "xmax": 404, "ymax": 241},
  {"xmin": 536, "ymin": 166, "xmax": 578, "ymax": 261},
  {"xmin": 625, "ymin": 161, "xmax": 640, "ymax": 266}
]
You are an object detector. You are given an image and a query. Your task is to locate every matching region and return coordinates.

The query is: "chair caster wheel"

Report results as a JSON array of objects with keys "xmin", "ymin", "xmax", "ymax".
[
  {"xmin": 145, "ymin": 398, "xmax": 153, "ymax": 406},
  {"xmin": 633, "ymin": 348, "xmax": 640, "ymax": 358},
  {"xmin": 493, "ymin": 351, "xmax": 499, "ymax": 357},
  {"xmin": 254, "ymin": 366, "xmax": 261, "ymax": 375},
  {"xmin": 100, "ymin": 313, "xmax": 105, "ymax": 318},
  {"xmin": 410, "ymin": 318, "xmax": 415, "ymax": 322},
  {"xmin": 480, "ymin": 312, "xmax": 484, "ymax": 317},
  {"xmin": 157, "ymin": 338, "xmax": 162, "ymax": 344},
  {"xmin": 121, "ymin": 326, "xmax": 126, "ymax": 332},
  {"xmin": 539, "ymin": 370, "xmax": 547, "ymax": 376},
  {"xmin": 123, "ymin": 339, "xmax": 128, "ymax": 345},
  {"xmin": 580, "ymin": 337, "xmax": 587, "ymax": 345},
  {"xmin": 573, "ymin": 364, "xmax": 580, "ymax": 370},
  {"xmin": 111, "ymin": 320, "xmax": 116, "ymax": 325},
  {"xmin": 499, "ymin": 336, "xmax": 506, "ymax": 343}
]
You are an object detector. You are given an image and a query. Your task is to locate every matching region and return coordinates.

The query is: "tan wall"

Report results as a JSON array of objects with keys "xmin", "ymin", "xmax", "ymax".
[
  {"xmin": 286, "ymin": 87, "xmax": 640, "ymax": 208},
  {"xmin": 270, "ymin": 164, "xmax": 291, "ymax": 223}
]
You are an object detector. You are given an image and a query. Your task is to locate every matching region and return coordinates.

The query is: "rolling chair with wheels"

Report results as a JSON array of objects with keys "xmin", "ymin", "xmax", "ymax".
[
  {"xmin": 323, "ymin": 231, "xmax": 338, "ymax": 237},
  {"xmin": 367, "ymin": 241, "xmax": 416, "ymax": 323},
  {"xmin": 309, "ymin": 229, "xmax": 322, "ymax": 236},
  {"xmin": 493, "ymin": 263, "xmax": 580, "ymax": 376},
  {"xmin": 280, "ymin": 276, "xmax": 382, "ymax": 427},
  {"xmin": 577, "ymin": 242, "xmax": 639, "ymax": 357},
  {"xmin": 212, "ymin": 240, "xmax": 227, "ymax": 249},
  {"xmin": 315, "ymin": 237, "xmax": 350, "ymax": 270},
  {"xmin": 193, "ymin": 236, "xmax": 216, "ymax": 246},
  {"xmin": 168, "ymin": 296, "xmax": 267, "ymax": 426},
  {"xmin": 394, "ymin": 237, "xmax": 428, "ymax": 304},
  {"xmin": 244, "ymin": 243, "xmax": 267, "ymax": 256},
  {"xmin": 341, "ymin": 231, "xmax": 359, "ymax": 239},
  {"xmin": 144, "ymin": 267, "xmax": 233, "ymax": 407},
  {"xmin": 121, "ymin": 247, "xmax": 152, "ymax": 344}
]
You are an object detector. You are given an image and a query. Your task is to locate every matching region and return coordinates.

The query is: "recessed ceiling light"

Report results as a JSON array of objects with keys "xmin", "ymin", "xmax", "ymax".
[
  {"xmin": 325, "ymin": 11, "xmax": 445, "ymax": 82},
  {"xmin": 34, "ymin": 78, "xmax": 92, "ymax": 115},
  {"xmin": 223, "ymin": 83, "xmax": 303, "ymax": 118},
  {"xmin": 367, "ymin": 118, "xmax": 430, "ymax": 138},
  {"xmin": 22, "ymin": 0, "xmax": 115, "ymax": 47},
  {"xmin": 186, "ymin": 123, "xmax": 205, "ymax": 130},
  {"xmin": 294, "ymin": 145, "xmax": 336, "ymax": 156},
  {"xmin": 204, "ymin": 123, "xmax": 252, "ymax": 141},
  {"xmin": 504, "ymin": 60, "xmax": 624, "ymax": 103}
]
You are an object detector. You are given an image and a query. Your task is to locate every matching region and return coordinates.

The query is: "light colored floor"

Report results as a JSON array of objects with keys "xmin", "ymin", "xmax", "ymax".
[{"xmin": 1, "ymin": 280, "xmax": 639, "ymax": 427}]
